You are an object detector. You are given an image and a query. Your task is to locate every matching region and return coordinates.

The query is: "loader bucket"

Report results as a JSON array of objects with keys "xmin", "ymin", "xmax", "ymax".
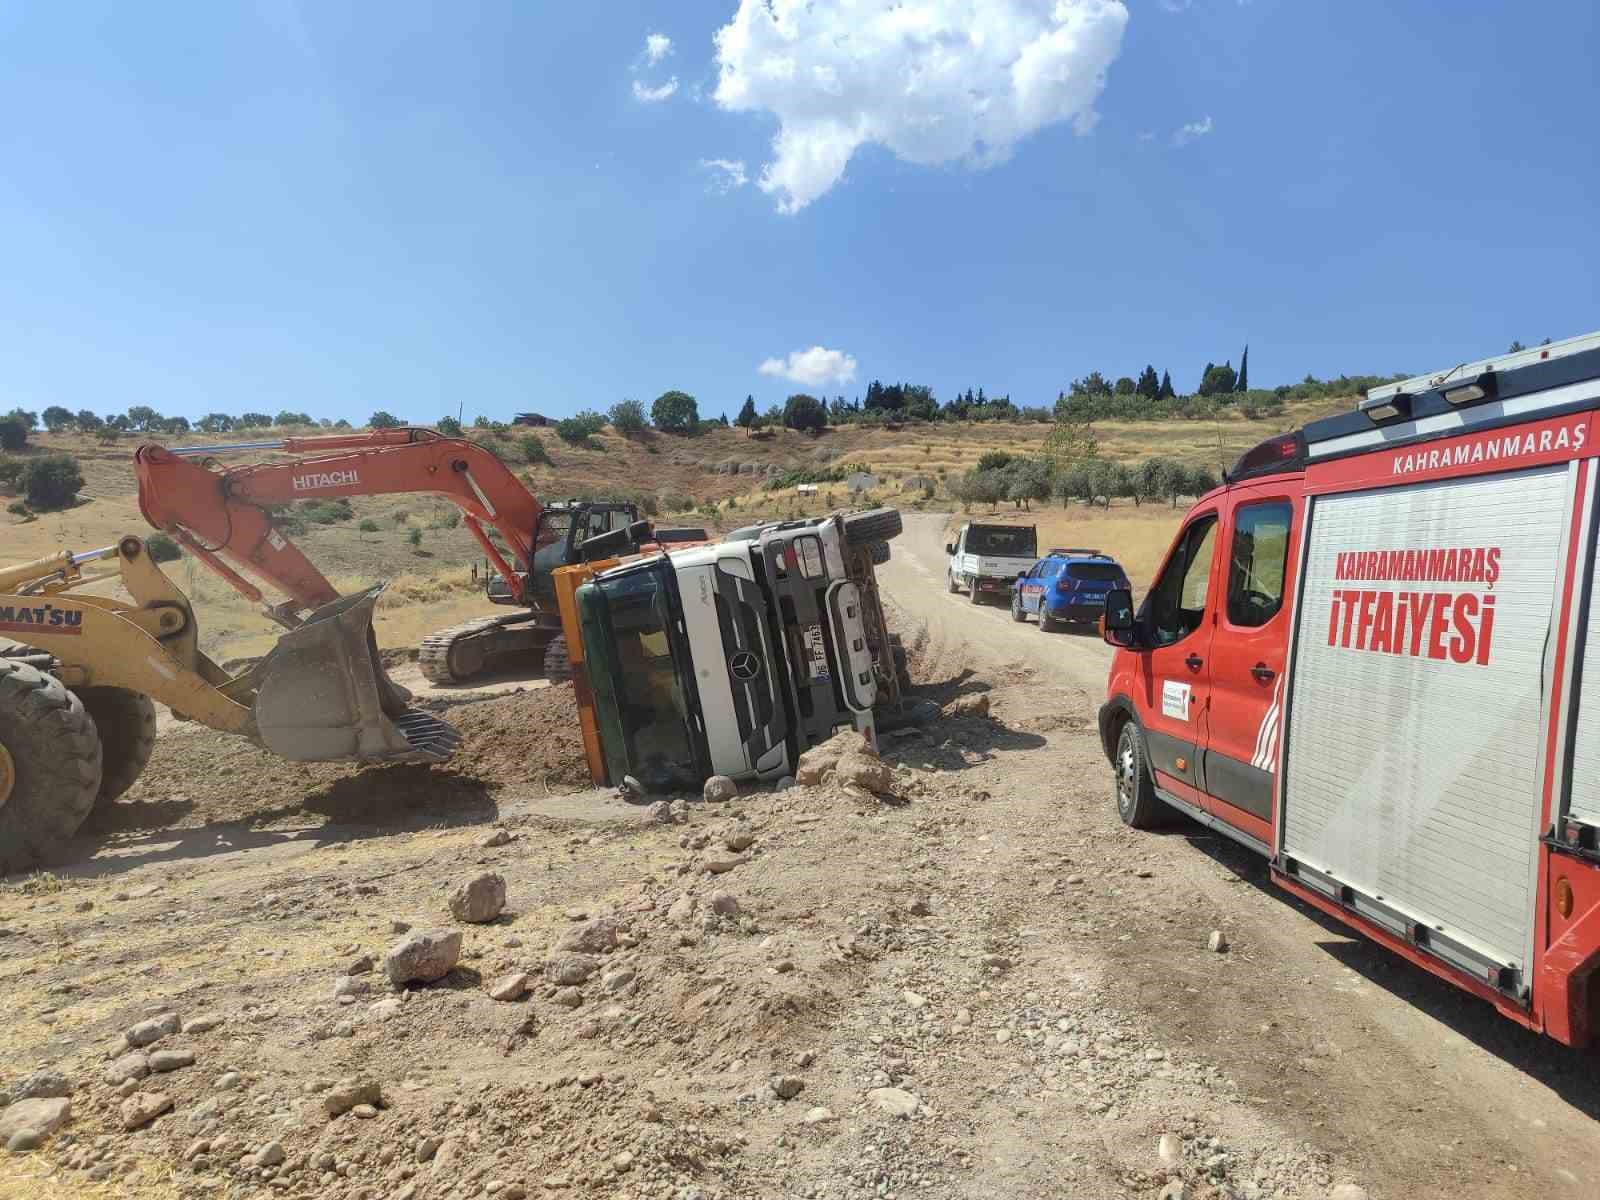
[{"xmin": 252, "ymin": 585, "xmax": 462, "ymax": 764}]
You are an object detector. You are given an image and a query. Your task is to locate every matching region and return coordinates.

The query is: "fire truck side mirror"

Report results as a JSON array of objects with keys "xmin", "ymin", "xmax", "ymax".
[{"xmin": 1101, "ymin": 587, "xmax": 1138, "ymax": 647}]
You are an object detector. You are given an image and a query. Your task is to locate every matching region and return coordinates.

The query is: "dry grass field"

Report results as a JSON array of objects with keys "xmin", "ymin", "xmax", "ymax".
[{"xmin": 0, "ymin": 393, "xmax": 1353, "ymax": 659}]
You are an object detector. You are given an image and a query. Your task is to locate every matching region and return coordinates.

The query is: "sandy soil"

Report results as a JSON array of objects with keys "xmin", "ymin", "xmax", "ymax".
[{"xmin": 1, "ymin": 515, "xmax": 1597, "ymax": 1200}]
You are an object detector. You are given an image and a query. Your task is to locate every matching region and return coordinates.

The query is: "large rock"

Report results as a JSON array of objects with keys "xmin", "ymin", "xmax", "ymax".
[
  {"xmin": 837, "ymin": 752, "xmax": 897, "ymax": 797},
  {"xmin": 324, "ymin": 1078, "xmax": 383, "ymax": 1118},
  {"xmin": 124, "ymin": 1012, "xmax": 181, "ymax": 1048},
  {"xmin": 384, "ymin": 930, "xmax": 463, "ymax": 985},
  {"xmin": 867, "ymin": 1087, "xmax": 920, "ymax": 1119},
  {"xmin": 554, "ymin": 918, "xmax": 619, "ymax": 955},
  {"xmin": 104, "ymin": 1052, "xmax": 151, "ymax": 1086},
  {"xmin": 547, "ymin": 955, "xmax": 596, "ymax": 986},
  {"xmin": 0, "ymin": 1097, "xmax": 71, "ymax": 1143},
  {"xmin": 794, "ymin": 731, "xmax": 871, "ymax": 786},
  {"xmin": 947, "ymin": 693, "xmax": 989, "ymax": 718},
  {"xmin": 702, "ymin": 775, "xmax": 737, "ymax": 803},
  {"xmin": 488, "ymin": 972, "xmax": 530, "ymax": 1002},
  {"xmin": 120, "ymin": 1092, "xmax": 172, "ymax": 1131},
  {"xmin": 2, "ymin": 1069, "xmax": 70, "ymax": 1105},
  {"xmin": 448, "ymin": 872, "xmax": 507, "ymax": 924}
]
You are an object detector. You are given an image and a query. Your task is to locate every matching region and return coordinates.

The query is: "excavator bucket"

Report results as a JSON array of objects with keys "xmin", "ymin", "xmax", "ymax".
[{"xmin": 252, "ymin": 586, "xmax": 461, "ymax": 764}]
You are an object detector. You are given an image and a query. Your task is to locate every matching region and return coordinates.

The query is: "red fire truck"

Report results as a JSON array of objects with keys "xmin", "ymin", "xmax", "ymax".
[{"xmin": 1099, "ymin": 330, "xmax": 1600, "ymax": 1046}]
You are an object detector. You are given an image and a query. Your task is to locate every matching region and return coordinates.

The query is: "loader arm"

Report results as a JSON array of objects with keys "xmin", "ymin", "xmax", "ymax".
[{"xmin": 134, "ymin": 429, "xmax": 543, "ymax": 621}]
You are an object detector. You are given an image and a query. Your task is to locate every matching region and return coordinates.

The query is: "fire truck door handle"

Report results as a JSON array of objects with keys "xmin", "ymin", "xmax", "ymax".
[
  {"xmin": 1184, "ymin": 655, "xmax": 1203, "ymax": 671},
  {"xmin": 1251, "ymin": 663, "xmax": 1275, "ymax": 682}
]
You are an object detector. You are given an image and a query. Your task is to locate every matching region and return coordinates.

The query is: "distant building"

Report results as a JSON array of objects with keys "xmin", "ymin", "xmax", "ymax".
[
  {"xmin": 845, "ymin": 472, "xmax": 880, "ymax": 493},
  {"xmin": 796, "ymin": 483, "xmax": 819, "ymax": 495},
  {"xmin": 512, "ymin": 413, "xmax": 550, "ymax": 427}
]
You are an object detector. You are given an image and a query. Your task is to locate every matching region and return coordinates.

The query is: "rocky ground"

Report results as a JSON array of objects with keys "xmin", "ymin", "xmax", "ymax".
[{"xmin": 3, "ymin": 517, "xmax": 1599, "ymax": 1200}]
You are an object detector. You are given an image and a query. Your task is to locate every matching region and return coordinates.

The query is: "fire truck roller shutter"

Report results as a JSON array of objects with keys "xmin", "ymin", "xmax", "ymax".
[
  {"xmin": 1563, "ymin": 473, "xmax": 1600, "ymax": 832},
  {"xmin": 1282, "ymin": 464, "xmax": 1572, "ymax": 979}
]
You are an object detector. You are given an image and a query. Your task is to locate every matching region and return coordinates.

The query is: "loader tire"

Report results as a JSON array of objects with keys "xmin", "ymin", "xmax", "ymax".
[
  {"xmin": 842, "ymin": 507, "xmax": 902, "ymax": 547},
  {"xmin": 0, "ymin": 661, "xmax": 102, "ymax": 876},
  {"xmin": 543, "ymin": 635, "xmax": 573, "ymax": 683},
  {"xmin": 78, "ymin": 687, "xmax": 157, "ymax": 805}
]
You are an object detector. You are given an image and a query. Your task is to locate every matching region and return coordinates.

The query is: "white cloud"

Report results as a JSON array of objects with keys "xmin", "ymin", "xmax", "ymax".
[
  {"xmin": 700, "ymin": 158, "xmax": 749, "ymax": 193},
  {"xmin": 712, "ymin": 0, "xmax": 1130, "ymax": 214},
  {"xmin": 1172, "ymin": 115, "xmax": 1213, "ymax": 146},
  {"xmin": 645, "ymin": 33, "xmax": 673, "ymax": 65},
  {"xmin": 1159, "ymin": 0, "xmax": 1192, "ymax": 11},
  {"xmin": 758, "ymin": 346, "xmax": 858, "ymax": 388},
  {"xmin": 633, "ymin": 77, "xmax": 680, "ymax": 103}
]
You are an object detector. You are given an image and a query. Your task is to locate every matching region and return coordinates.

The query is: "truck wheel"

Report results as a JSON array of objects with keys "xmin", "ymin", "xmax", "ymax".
[
  {"xmin": 543, "ymin": 635, "xmax": 573, "ymax": 683},
  {"xmin": 1011, "ymin": 593, "xmax": 1026, "ymax": 622},
  {"xmin": 947, "ymin": 571, "xmax": 960, "ymax": 594},
  {"xmin": 868, "ymin": 540, "xmax": 891, "ymax": 565},
  {"xmin": 1114, "ymin": 721, "xmax": 1163, "ymax": 830},
  {"xmin": 842, "ymin": 508, "xmax": 902, "ymax": 546},
  {"xmin": 0, "ymin": 661, "xmax": 102, "ymax": 875},
  {"xmin": 968, "ymin": 578, "xmax": 982, "ymax": 605},
  {"xmin": 77, "ymin": 687, "xmax": 157, "ymax": 805}
]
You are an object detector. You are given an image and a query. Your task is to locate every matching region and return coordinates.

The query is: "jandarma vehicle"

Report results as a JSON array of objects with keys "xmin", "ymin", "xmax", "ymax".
[{"xmin": 1011, "ymin": 548, "xmax": 1132, "ymax": 630}]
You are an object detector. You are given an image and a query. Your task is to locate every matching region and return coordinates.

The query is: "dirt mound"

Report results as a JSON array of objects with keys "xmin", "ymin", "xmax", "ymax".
[{"xmin": 96, "ymin": 684, "xmax": 589, "ymax": 834}]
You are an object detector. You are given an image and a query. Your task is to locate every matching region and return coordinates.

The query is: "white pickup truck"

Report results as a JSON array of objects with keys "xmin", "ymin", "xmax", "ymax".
[{"xmin": 946, "ymin": 522, "xmax": 1037, "ymax": 604}]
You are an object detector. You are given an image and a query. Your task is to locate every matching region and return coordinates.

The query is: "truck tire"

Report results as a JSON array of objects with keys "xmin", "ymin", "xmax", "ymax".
[
  {"xmin": 947, "ymin": 571, "xmax": 960, "ymax": 594},
  {"xmin": 77, "ymin": 687, "xmax": 157, "ymax": 805},
  {"xmin": 1114, "ymin": 721, "xmax": 1163, "ymax": 830},
  {"xmin": 868, "ymin": 540, "xmax": 891, "ymax": 565},
  {"xmin": 842, "ymin": 508, "xmax": 902, "ymax": 546},
  {"xmin": 0, "ymin": 661, "xmax": 103, "ymax": 875},
  {"xmin": 968, "ymin": 577, "xmax": 982, "ymax": 605}
]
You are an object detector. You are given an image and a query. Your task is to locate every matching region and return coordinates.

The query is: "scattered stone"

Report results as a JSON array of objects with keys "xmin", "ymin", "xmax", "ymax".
[
  {"xmin": 1208, "ymin": 930, "xmax": 1230, "ymax": 954},
  {"xmin": 104, "ymin": 1052, "xmax": 151, "ymax": 1086},
  {"xmin": 551, "ymin": 988, "xmax": 584, "ymax": 1009},
  {"xmin": 548, "ymin": 955, "xmax": 596, "ymax": 986},
  {"xmin": 124, "ymin": 1012, "xmax": 181, "ymax": 1048},
  {"xmin": 908, "ymin": 896, "xmax": 932, "ymax": 916},
  {"xmin": 995, "ymin": 1029, "xmax": 1012, "ymax": 1044},
  {"xmin": 323, "ymin": 1078, "xmax": 383, "ymax": 1118},
  {"xmin": 836, "ymin": 753, "xmax": 896, "ymax": 797},
  {"xmin": 416, "ymin": 1136, "xmax": 442, "ymax": 1163},
  {"xmin": 803, "ymin": 1106, "xmax": 837, "ymax": 1125},
  {"xmin": 701, "ymin": 854, "xmax": 747, "ymax": 875},
  {"xmin": 611, "ymin": 1151, "xmax": 635, "ymax": 1173},
  {"xmin": 6, "ymin": 1129, "xmax": 43, "ymax": 1153},
  {"xmin": 369, "ymin": 998, "xmax": 404, "ymax": 1020},
  {"xmin": 184, "ymin": 1014, "xmax": 224, "ymax": 1034},
  {"xmin": 480, "ymin": 828, "xmax": 512, "ymax": 848},
  {"xmin": 4, "ymin": 1069, "xmax": 70, "ymax": 1104},
  {"xmin": 601, "ymin": 967, "xmax": 636, "ymax": 994},
  {"xmin": 352, "ymin": 1103, "xmax": 378, "ymax": 1119},
  {"xmin": 449, "ymin": 872, "xmax": 507, "ymax": 924},
  {"xmin": 385, "ymin": 929, "xmax": 463, "ymax": 985},
  {"xmin": 554, "ymin": 918, "xmax": 619, "ymax": 955},
  {"xmin": 645, "ymin": 801, "xmax": 674, "ymax": 825},
  {"xmin": 794, "ymin": 730, "xmax": 870, "ymax": 785},
  {"xmin": 214, "ymin": 1071, "xmax": 243, "ymax": 1091},
  {"xmin": 0, "ymin": 1097, "xmax": 71, "ymax": 1144},
  {"xmin": 774, "ymin": 776, "xmax": 796, "ymax": 792},
  {"xmin": 333, "ymin": 975, "xmax": 370, "ymax": 999},
  {"xmin": 346, "ymin": 953, "xmax": 374, "ymax": 975},
  {"xmin": 721, "ymin": 822, "xmax": 756, "ymax": 852},
  {"xmin": 948, "ymin": 693, "xmax": 990, "ymax": 718},
  {"xmin": 564, "ymin": 907, "xmax": 589, "ymax": 921},
  {"xmin": 1158, "ymin": 1182, "xmax": 1189, "ymax": 1200},
  {"xmin": 770, "ymin": 1075, "xmax": 805, "ymax": 1100},
  {"xmin": 390, "ymin": 919, "xmax": 412, "ymax": 934},
  {"xmin": 953, "ymin": 1009, "xmax": 972, "ymax": 1028},
  {"xmin": 254, "ymin": 1141, "xmax": 286, "ymax": 1168},
  {"xmin": 703, "ymin": 775, "xmax": 737, "ymax": 803},
  {"xmin": 489, "ymin": 972, "xmax": 530, "ymax": 1002},
  {"xmin": 981, "ymin": 954, "xmax": 1012, "ymax": 972},
  {"xmin": 1158, "ymin": 1133, "xmax": 1183, "ymax": 1166},
  {"xmin": 149, "ymin": 1049, "xmax": 195, "ymax": 1073},
  {"xmin": 619, "ymin": 775, "xmax": 645, "ymax": 799},
  {"xmin": 903, "ymin": 990, "xmax": 929, "ymax": 1011},
  {"xmin": 120, "ymin": 1092, "xmax": 172, "ymax": 1131},
  {"xmin": 867, "ymin": 1087, "xmax": 920, "ymax": 1119},
  {"xmin": 708, "ymin": 890, "xmax": 740, "ymax": 916},
  {"xmin": 1328, "ymin": 1187, "xmax": 1369, "ymax": 1200},
  {"xmin": 666, "ymin": 894, "xmax": 699, "ymax": 924}
]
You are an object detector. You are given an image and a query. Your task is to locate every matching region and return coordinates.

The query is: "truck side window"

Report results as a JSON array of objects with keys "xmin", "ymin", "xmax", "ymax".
[
  {"xmin": 1146, "ymin": 514, "xmax": 1218, "ymax": 646},
  {"xmin": 1226, "ymin": 501, "xmax": 1292, "ymax": 627}
]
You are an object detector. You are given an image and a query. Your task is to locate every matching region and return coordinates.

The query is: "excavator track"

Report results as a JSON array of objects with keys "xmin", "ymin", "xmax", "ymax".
[{"xmin": 417, "ymin": 612, "xmax": 559, "ymax": 686}]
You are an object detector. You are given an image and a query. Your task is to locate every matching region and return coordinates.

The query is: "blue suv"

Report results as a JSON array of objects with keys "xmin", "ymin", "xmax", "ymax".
[{"xmin": 1011, "ymin": 548, "xmax": 1132, "ymax": 631}]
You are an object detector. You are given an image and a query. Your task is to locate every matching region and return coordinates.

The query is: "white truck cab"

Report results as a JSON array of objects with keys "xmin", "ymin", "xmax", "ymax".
[{"xmin": 946, "ymin": 521, "xmax": 1038, "ymax": 604}]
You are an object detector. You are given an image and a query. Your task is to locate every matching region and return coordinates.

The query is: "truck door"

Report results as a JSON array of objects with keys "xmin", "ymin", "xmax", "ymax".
[
  {"xmin": 1200, "ymin": 490, "xmax": 1299, "ymax": 844},
  {"xmin": 1137, "ymin": 509, "xmax": 1220, "ymax": 799}
]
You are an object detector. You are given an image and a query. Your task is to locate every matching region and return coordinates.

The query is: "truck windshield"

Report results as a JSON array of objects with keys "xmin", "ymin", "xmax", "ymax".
[
  {"xmin": 968, "ymin": 526, "xmax": 1037, "ymax": 557},
  {"xmin": 577, "ymin": 564, "xmax": 703, "ymax": 791}
]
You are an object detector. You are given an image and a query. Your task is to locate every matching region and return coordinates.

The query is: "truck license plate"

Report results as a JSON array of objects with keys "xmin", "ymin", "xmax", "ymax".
[{"xmin": 802, "ymin": 623, "xmax": 831, "ymax": 681}]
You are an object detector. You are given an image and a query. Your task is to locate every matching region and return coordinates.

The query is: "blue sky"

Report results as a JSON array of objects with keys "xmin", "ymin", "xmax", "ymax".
[{"xmin": 1, "ymin": 0, "xmax": 1596, "ymax": 426}]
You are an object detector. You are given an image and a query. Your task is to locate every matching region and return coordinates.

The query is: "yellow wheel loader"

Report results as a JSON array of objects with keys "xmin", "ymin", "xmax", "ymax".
[{"xmin": 0, "ymin": 536, "xmax": 459, "ymax": 875}]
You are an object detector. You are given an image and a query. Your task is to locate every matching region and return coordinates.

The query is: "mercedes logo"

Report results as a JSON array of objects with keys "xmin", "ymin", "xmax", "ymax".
[{"xmin": 729, "ymin": 650, "xmax": 761, "ymax": 681}]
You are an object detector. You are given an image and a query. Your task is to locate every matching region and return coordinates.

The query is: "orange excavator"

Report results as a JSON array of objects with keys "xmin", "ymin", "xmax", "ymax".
[{"xmin": 134, "ymin": 428, "xmax": 700, "ymax": 685}]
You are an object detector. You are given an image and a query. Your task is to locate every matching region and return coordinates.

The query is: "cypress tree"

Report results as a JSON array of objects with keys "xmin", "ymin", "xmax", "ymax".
[{"xmin": 1236, "ymin": 345, "xmax": 1249, "ymax": 392}]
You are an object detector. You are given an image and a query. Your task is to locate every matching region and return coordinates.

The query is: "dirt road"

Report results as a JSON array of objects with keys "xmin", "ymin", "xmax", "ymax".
[
  {"xmin": 883, "ymin": 512, "xmax": 1600, "ymax": 1200},
  {"xmin": 3, "ymin": 517, "xmax": 1598, "ymax": 1199}
]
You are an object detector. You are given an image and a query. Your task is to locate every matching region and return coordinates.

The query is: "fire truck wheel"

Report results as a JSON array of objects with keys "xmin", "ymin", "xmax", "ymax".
[
  {"xmin": 0, "ymin": 660, "xmax": 103, "ymax": 876},
  {"xmin": 1114, "ymin": 720, "xmax": 1162, "ymax": 830},
  {"xmin": 842, "ymin": 507, "xmax": 903, "ymax": 546},
  {"xmin": 77, "ymin": 687, "xmax": 157, "ymax": 805}
]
